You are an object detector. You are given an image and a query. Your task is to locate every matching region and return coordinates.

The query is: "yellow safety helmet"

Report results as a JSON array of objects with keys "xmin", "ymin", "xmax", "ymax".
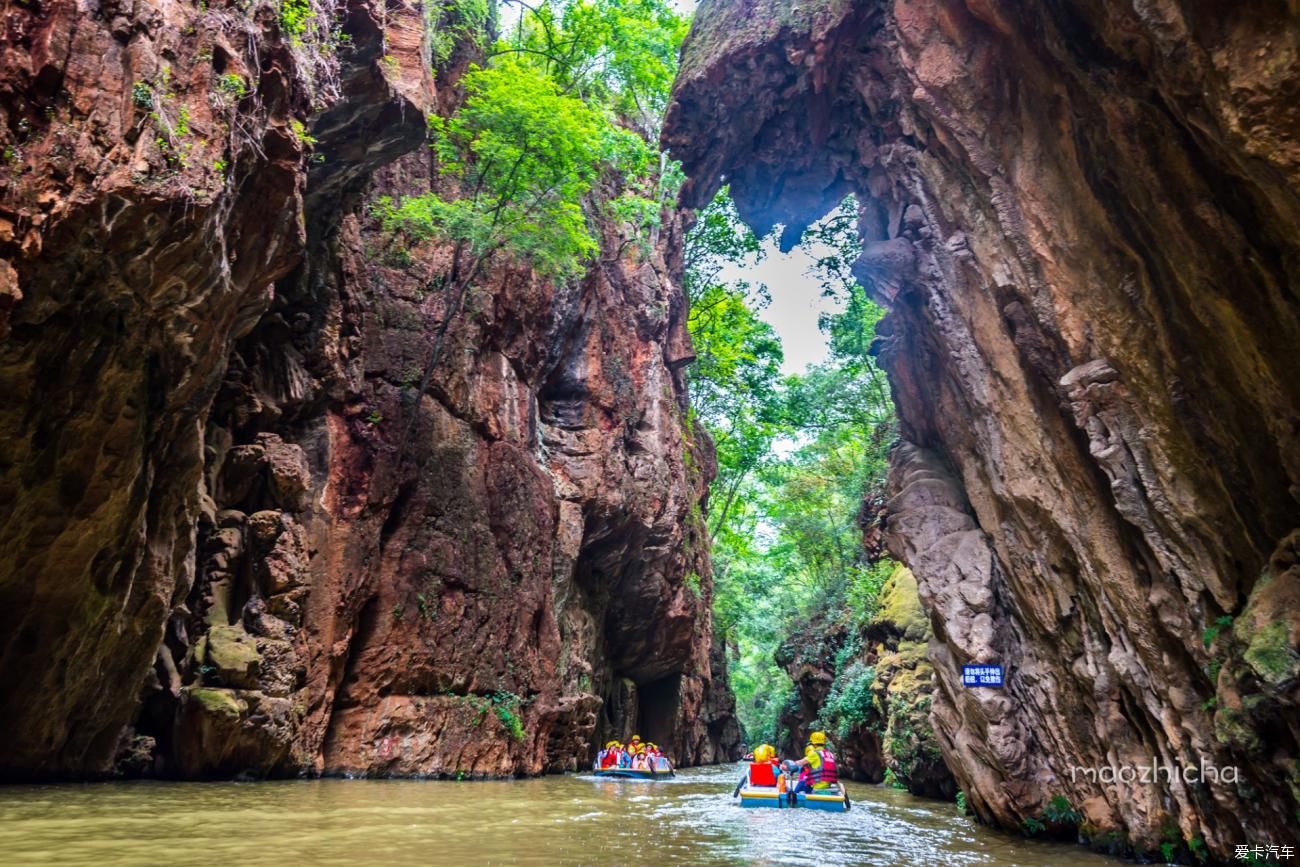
[
  {"xmin": 809, "ymin": 731, "xmax": 827, "ymax": 746},
  {"xmin": 606, "ymin": 740, "xmax": 620, "ymax": 749},
  {"xmin": 630, "ymin": 734, "xmax": 642, "ymax": 742},
  {"xmin": 754, "ymin": 744, "xmax": 774, "ymax": 762}
]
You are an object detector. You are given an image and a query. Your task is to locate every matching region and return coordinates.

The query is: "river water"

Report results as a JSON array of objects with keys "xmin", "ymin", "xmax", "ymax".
[{"xmin": 0, "ymin": 765, "xmax": 1125, "ymax": 866}]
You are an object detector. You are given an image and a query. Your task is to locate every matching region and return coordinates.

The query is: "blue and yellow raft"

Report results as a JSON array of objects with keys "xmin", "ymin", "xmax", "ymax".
[
  {"xmin": 592, "ymin": 758, "xmax": 674, "ymax": 780},
  {"xmin": 593, "ymin": 768, "xmax": 660, "ymax": 780},
  {"xmin": 738, "ymin": 785, "xmax": 849, "ymax": 812}
]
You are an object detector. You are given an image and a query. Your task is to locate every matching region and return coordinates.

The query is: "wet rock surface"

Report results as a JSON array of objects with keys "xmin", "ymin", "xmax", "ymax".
[
  {"xmin": 776, "ymin": 566, "xmax": 954, "ymax": 799},
  {"xmin": 0, "ymin": 0, "xmax": 737, "ymax": 780},
  {"xmin": 667, "ymin": 0, "xmax": 1300, "ymax": 860}
]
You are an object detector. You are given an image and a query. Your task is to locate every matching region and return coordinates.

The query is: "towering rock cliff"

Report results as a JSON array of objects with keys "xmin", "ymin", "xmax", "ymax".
[
  {"xmin": 0, "ymin": 0, "xmax": 738, "ymax": 780},
  {"xmin": 666, "ymin": 0, "xmax": 1300, "ymax": 861}
]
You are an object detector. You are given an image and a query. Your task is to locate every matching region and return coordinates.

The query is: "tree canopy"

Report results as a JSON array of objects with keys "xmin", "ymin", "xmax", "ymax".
[{"xmin": 379, "ymin": 0, "xmax": 688, "ymax": 282}]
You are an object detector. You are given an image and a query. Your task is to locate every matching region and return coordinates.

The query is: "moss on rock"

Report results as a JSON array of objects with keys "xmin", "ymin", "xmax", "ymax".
[
  {"xmin": 1242, "ymin": 620, "xmax": 1298, "ymax": 686},
  {"xmin": 876, "ymin": 567, "xmax": 929, "ymax": 642},
  {"xmin": 1214, "ymin": 705, "xmax": 1263, "ymax": 754},
  {"xmin": 186, "ymin": 687, "xmax": 246, "ymax": 719},
  {"xmin": 203, "ymin": 624, "xmax": 262, "ymax": 689}
]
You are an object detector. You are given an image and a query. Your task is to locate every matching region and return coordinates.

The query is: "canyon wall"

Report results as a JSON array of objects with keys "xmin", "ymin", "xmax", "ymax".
[
  {"xmin": 776, "ymin": 565, "xmax": 956, "ymax": 799},
  {"xmin": 0, "ymin": 0, "xmax": 737, "ymax": 780},
  {"xmin": 667, "ymin": 0, "xmax": 1300, "ymax": 861}
]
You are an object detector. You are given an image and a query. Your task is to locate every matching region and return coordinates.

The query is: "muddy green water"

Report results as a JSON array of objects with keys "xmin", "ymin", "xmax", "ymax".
[{"xmin": 0, "ymin": 765, "xmax": 1125, "ymax": 866}]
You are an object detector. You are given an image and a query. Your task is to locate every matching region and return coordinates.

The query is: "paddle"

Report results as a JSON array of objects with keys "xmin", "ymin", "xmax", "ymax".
[
  {"xmin": 785, "ymin": 761, "xmax": 799, "ymax": 806},
  {"xmin": 732, "ymin": 767, "xmax": 747, "ymax": 797}
]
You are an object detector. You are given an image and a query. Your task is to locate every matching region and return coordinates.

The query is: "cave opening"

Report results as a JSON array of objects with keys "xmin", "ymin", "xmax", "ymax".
[{"xmin": 635, "ymin": 673, "xmax": 682, "ymax": 749}]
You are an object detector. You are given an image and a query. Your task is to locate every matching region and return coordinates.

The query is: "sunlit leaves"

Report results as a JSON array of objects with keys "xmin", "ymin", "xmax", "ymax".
[
  {"xmin": 379, "ymin": 57, "xmax": 628, "ymax": 279},
  {"xmin": 381, "ymin": 0, "xmax": 688, "ymax": 281},
  {"xmin": 684, "ymin": 191, "xmax": 901, "ymax": 743},
  {"xmin": 498, "ymin": 0, "xmax": 690, "ymax": 137}
]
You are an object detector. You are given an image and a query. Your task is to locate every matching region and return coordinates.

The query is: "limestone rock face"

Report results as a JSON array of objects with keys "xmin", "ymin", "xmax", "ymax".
[
  {"xmin": 0, "ymin": 0, "xmax": 737, "ymax": 779},
  {"xmin": 667, "ymin": 0, "xmax": 1300, "ymax": 859},
  {"xmin": 776, "ymin": 566, "xmax": 954, "ymax": 798}
]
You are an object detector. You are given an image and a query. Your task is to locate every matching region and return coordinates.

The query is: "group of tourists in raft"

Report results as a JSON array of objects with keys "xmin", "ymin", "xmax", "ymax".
[
  {"xmin": 592, "ymin": 735, "xmax": 674, "ymax": 776},
  {"xmin": 736, "ymin": 731, "xmax": 849, "ymax": 811}
]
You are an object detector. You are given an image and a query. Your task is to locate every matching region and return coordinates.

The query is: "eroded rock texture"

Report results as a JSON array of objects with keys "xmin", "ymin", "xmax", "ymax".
[
  {"xmin": 0, "ymin": 0, "xmax": 737, "ymax": 780},
  {"xmin": 776, "ymin": 565, "xmax": 954, "ymax": 798},
  {"xmin": 668, "ymin": 0, "xmax": 1300, "ymax": 860}
]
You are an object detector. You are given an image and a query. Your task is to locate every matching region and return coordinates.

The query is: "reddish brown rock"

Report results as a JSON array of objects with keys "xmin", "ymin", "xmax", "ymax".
[
  {"xmin": 261, "ymin": 156, "xmax": 739, "ymax": 776},
  {"xmin": 0, "ymin": 0, "xmax": 317, "ymax": 779},
  {"xmin": 667, "ymin": 0, "xmax": 1300, "ymax": 860},
  {"xmin": 0, "ymin": 0, "xmax": 737, "ymax": 781},
  {"xmin": 776, "ymin": 566, "xmax": 954, "ymax": 798}
]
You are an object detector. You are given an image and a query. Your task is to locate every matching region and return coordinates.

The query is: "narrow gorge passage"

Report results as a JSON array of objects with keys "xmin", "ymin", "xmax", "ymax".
[{"xmin": 1, "ymin": 0, "xmax": 1298, "ymax": 864}]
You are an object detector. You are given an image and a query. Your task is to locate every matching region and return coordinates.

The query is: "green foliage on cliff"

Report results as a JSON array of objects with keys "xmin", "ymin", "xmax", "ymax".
[
  {"xmin": 377, "ymin": 0, "xmax": 688, "ymax": 462},
  {"xmin": 426, "ymin": 0, "xmax": 492, "ymax": 65},
  {"xmin": 280, "ymin": 0, "xmax": 312, "ymax": 38},
  {"xmin": 822, "ymin": 660, "xmax": 876, "ymax": 740},
  {"xmin": 379, "ymin": 0, "xmax": 687, "ymax": 282},
  {"xmin": 376, "ymin": 57, "xmax": 623, "ymax": 280},
  {"xmin": 490, "ymin": 691, "xmax": 527, "ymax": 741},
  {"xmin": 499, "ymin": 0, "xmax": 689, "ymax": 136}
]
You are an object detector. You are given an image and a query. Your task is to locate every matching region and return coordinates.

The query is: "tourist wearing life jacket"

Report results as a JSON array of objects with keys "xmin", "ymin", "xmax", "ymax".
[
  {"xmin": 787, "ymin": 731, "xmax": 839, "ymax": 794},
  {"xmin": 747, "ymin": 743, "xmax": 782, "ymax": 787},
  {"xmin": 599, "ymin": 741, "xmax": 621, "ymax": 769}
]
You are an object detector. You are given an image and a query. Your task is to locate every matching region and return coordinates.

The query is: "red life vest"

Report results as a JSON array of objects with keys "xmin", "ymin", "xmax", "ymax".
[
  {"xmin": 749, "ymin": 760, "xmax": 778, "ymax": 787},
  {"xmin": 810, "ymin": 749, "xmax": 839, "ymax": 785}
]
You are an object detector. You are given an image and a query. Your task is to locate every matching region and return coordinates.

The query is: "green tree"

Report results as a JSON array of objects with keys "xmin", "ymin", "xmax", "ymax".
[
  {"xmin": 377, "ymin": 0, "xmax": 688, "ymax": 450},
  {"xmin": 688, "ymin": 281, "xmax": 785, "ymax": 540},
  {"xmin": 376, "ymin": 56, "xmax": 629, "ymax": 282},
  {"xmin": 683, "ymin": 191, "xmax": 783, "ymax": 542}
]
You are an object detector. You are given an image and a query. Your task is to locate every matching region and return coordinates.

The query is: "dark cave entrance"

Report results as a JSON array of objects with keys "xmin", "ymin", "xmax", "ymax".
[
  {"xmin": 636, "ymin": 672, "xmax": 681, "ymax": 748},
  {"xmin": 596, "ymin": 672, "xmax": 682, "ymax": 754}
]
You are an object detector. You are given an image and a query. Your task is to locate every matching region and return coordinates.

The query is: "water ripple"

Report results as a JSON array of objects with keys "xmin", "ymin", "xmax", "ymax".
[{"xmin": 0, "ymin": 766, "xmax": 1126, "ymax": 866}]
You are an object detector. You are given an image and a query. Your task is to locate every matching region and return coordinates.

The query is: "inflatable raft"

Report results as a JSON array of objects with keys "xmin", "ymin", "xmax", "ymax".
[
  {"xmin": 593, "ymin": 768, "xmax": 659, "ymax": 780},
  {"xmin": 738, "ymin": 785, "xmax": 849, "ymax": 812},
  {"xmin": 592, "ymin": 758, "xmax": 674, "ymax": 780}
]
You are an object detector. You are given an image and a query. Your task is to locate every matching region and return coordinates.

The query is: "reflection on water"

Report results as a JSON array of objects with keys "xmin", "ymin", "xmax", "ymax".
[{"xmin": 0, "ymin": 765, "xmax": 1125, "ymax": 866}]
